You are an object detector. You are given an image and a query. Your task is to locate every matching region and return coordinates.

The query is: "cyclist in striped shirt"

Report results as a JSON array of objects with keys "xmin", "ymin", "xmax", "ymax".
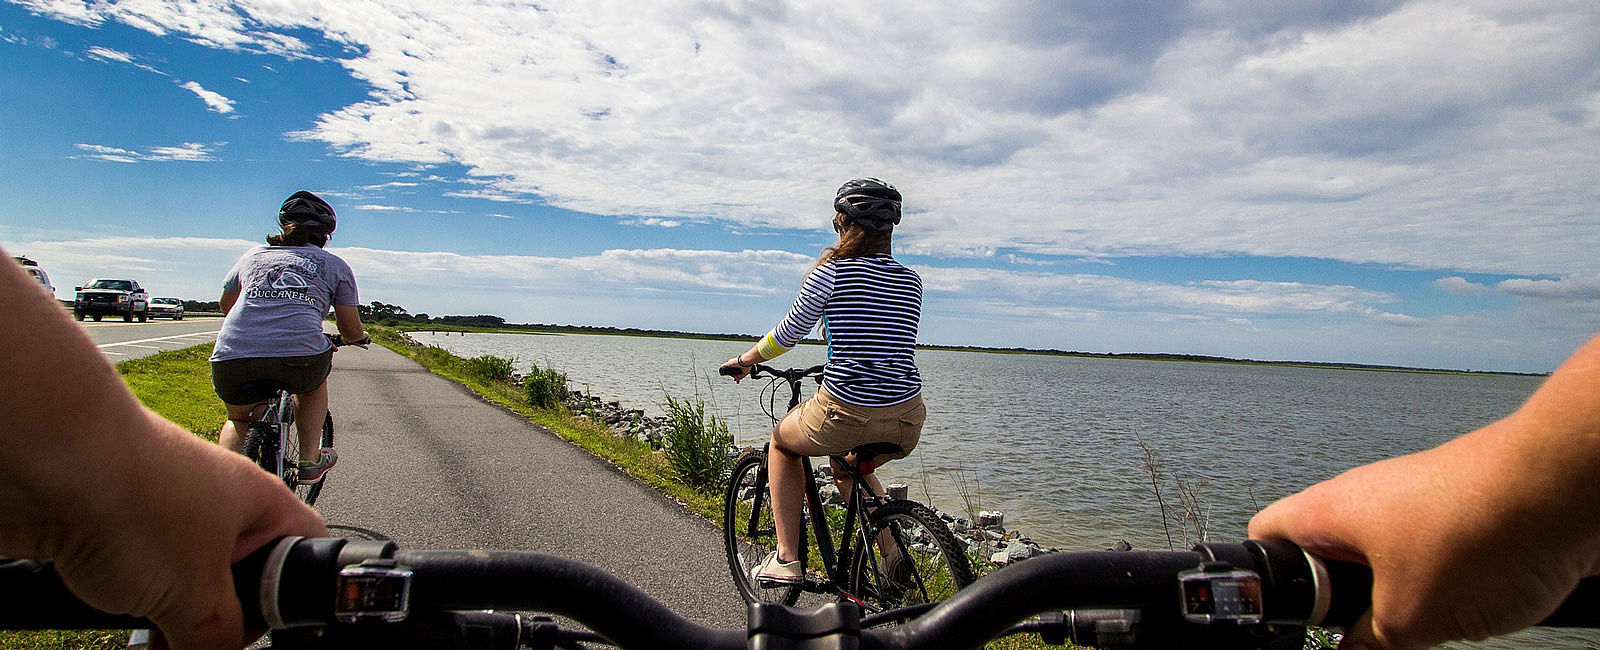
[{"xmin": 720, "ymin": 178, "xmax": 926, "ymax": 585}]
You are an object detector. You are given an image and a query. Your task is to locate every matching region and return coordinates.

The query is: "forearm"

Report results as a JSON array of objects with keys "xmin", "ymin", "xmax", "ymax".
[
  {"xmin": 333, "ymin": 304, "xmax": 367, "ymax": 341},
  {"xmin": 0, "ymin": 257, "xmax": 152, "ymax": 558}
]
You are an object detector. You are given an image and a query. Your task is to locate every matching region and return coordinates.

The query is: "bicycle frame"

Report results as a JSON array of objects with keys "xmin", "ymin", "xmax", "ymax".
[{"xmin": 745, "ymin": 365, "xmax": 897, "ymax": 605}]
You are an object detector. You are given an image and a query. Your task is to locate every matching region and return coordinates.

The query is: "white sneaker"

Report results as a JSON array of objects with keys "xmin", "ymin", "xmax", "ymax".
[{"xmin": 751, "ymin": 551, "xmax": 802, "ymax": 585}]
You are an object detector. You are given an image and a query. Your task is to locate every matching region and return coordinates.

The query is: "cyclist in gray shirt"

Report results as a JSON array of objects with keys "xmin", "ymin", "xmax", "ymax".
[{"xmin": 210, "ymin": 191, "xmax": 367, "ymax": 484}]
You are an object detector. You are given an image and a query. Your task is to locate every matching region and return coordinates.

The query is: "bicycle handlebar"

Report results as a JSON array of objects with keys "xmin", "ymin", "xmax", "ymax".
[{"xmin": 5, "ymin": 536, "xmax": 1598, "ymax": 649}]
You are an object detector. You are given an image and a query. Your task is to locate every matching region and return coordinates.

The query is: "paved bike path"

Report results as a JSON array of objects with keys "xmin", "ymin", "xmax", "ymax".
[{"xmin": 312, "ymin": 343, "xmax": 746, "ymax": 627}]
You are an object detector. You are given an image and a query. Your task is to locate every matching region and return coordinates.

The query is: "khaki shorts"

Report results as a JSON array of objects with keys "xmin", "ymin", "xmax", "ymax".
[
  {"xmin": 211, "ymin": 350, "xmax": 334, "ymax": 406},
  {"xmin": 795, "ymin": 386, "xmax": 925, "ymax": 464}
]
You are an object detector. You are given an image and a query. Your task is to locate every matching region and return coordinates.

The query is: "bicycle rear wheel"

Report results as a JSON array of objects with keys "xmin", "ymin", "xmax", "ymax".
[
  {"xmin": 294, "ymin": 412, "xmax": 334, "ymax": 505},
  {"xmin": 849, "ymin": 499, "xmax": 974, "ymax": 613},
  {"xmin": 241, "ymin": 421, "xmax": 278, "ymax": 477},
  {"xmin": 723, "ymin": 449, "xmax": 803, "ymax": 605}
]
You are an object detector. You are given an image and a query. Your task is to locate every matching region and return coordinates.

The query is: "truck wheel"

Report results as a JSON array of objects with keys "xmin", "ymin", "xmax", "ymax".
[
  {"xmin": 75, "ymin": 311, "xmax": 85, "ymax": 321},
  {"xmin": 123, "ymin": 310, "xmax": 133, "ymax": 322},
  {"xmin": 137, "ymin": 311, "xmax": 147, "ymax": 323},
  {"xmin": 93, "ymin": 314, "xmax": 103, "ymax": 322}
]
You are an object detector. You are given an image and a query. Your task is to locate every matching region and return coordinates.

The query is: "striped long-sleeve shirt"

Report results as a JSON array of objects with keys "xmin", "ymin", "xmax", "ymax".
[{"xmin": 757, "ymin": 253, "xmax": 922, "ymax": 406}]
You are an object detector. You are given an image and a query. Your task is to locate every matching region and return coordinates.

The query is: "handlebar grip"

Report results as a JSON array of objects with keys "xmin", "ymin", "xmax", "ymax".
[
  {"xmin": 0, "ymin": 543, "xmax": 273, "ymax": 630},
  {"xmin": 1315, "ymin": 558, "xmax": 1600, "ymax": 629},
  {"xmin": 719, "ymin": 365, "xmax": 741, "ymax": 376}
]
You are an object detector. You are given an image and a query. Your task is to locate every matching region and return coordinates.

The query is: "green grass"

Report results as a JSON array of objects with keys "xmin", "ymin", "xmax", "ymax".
[
  {"xmin": 115, "ymin": 344, "xmax": 226, "ymax": 441},
  {"xmin": 4, "ymin": 346, "xmax": 227, "ymax": 649}
]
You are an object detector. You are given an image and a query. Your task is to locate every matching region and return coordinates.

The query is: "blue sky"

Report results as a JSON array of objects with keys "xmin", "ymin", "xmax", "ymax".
[{"xmin": 2, "ymin": 1, "xmax": 1597, "ymax": 373}]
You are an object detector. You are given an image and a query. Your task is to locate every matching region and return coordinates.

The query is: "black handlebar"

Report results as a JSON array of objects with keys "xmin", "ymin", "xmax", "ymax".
[{"xmin": 5, "ymin": 537, "xmax": 1599, "ymax": 649}]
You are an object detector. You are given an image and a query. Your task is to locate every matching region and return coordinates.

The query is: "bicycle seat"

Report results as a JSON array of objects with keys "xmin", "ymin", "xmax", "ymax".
[{"xmin": 848, "ymin": 442, "xmax": 903, "ymax": 461}]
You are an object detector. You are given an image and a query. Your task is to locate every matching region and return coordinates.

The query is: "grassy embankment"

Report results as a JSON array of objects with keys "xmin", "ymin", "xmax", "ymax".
[
  {"xmin": 365, "ymin": 326, "xmax": 728, "ymax": 523},
  {"xmin": 2, "ymin": 344, "xmax": 226, "ymax": 650}
]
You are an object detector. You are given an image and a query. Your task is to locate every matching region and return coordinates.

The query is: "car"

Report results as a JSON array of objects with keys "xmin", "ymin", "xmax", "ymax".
[
  {"xmin": 74, "ymin": 278, "xmax": 150, "ymax": 322},
  {"xmin": 147, "ymin": 297, "xmax": 185, "ymax": 320},
  {"xmin": 12, "ymin": 256, "xmax": 54, "ymax": 295}
]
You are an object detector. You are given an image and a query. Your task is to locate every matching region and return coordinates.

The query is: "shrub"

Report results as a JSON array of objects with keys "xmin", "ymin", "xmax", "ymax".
[
  {"xmin": 661, "ymin": 395, "xmax": 733, "ymax": 490},
  {"xmin": 523, "ymin": 364, "xmax": 569, "ymax": 409},
  {"xmin": 465, "ymin": 355, "xmax": 516, "ymax": 382}
]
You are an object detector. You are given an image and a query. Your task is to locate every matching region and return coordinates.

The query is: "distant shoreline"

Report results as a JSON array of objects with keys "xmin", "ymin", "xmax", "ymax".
[{"xmin": 392, "ymin": 319, "xmax": 1546, "ymax": 378}]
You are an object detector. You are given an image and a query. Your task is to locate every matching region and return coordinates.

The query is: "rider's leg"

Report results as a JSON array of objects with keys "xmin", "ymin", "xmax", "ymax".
[
  {"xmin": 769, "ymin": 408, "xmax": 830, "ymax": 563},
  {"xmin": 219, "ymin": 404, "xmax": 256, "ymax": 453},
  {"xmin": 829, "ymin": 460, "xmax": 901, "ymax": 563},
  {"xmin": 293, "ymin": 381, "xmax": 330, "ymax": 463}
]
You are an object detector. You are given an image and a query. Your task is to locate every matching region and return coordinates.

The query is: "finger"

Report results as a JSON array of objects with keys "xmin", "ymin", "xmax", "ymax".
[
  {"xmin": 1338, "ymin": 609, "xmax": 1379, "ymax": 650},
  {"xmin": 155, "ymin": 576, "xmax": 244, "ymax": 650}
]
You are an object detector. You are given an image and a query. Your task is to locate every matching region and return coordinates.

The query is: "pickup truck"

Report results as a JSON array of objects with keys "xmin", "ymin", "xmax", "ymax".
[{"xmin": 74, "ymin": 278, "xmax": 150, "ymax": 322}]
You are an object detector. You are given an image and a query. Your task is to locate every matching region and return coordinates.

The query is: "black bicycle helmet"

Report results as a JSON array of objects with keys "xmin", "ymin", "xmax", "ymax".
[
  {"xmin": 278, "ymin": 190, "xmax": 337, "ymax": 232},
  {"xmin": 833, "ymin": 178, "xmax": 901, "ymax": 231}
]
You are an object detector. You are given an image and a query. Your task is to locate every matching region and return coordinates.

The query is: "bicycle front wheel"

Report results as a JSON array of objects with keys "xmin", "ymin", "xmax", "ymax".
[
  {"xmin": 723, "ymin": 449, "xmax": 802, "ymax": 605},
  {"xmin": 294, "ymin": 412, "xmax": 334, "ymax": 505},
  {"xmin": 849, "ymin": 499, "xmax": 974, "ymax": 612}
]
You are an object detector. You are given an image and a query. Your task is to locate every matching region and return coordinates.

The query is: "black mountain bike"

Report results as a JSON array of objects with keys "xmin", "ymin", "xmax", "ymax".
[
  {"xmin": 241, "ymin": 334, "xmax": 361, "ymax": 505},
  {"xmin": 720, "ymin": 364, "xmax": 973, "ymax": 613}
]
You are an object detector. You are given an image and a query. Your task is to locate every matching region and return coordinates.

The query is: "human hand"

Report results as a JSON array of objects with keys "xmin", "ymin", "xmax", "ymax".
[
  {"xmin": 720, "ymin": 357, "xmax": 752, "ymax": 382},
  {"xmin": 1249, "ymin": 424, "xmax": 1600, "ymax": 650},
  {"xmin": 48, "ymin": 410, "xmax": 326, "ymax": 650}
]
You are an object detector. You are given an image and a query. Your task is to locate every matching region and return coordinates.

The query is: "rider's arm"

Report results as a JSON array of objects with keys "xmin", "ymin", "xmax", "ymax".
[
  {"xmin": 721, "ymin": 264, "xmax": 835, "ymax": 380},
  {"xmin": 219, "ymin": 287, "xmax": 240, "ymax": 315},
  {"xmin": 1250, "ymin": 332, "xmax": 1600, "ymax": 650},
  {"xmin": 333, "ymin": 303, "xmax": 367, "ymax": 346},
  {"xmin": 0, "ymin": 249, "xmax": 326, "ymax": 650}
]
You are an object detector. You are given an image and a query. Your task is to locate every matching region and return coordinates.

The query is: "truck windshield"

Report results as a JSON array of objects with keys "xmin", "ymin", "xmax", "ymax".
[{"xmin": 86, "ymin": 280, "xmax": 132, "ymax": 290}]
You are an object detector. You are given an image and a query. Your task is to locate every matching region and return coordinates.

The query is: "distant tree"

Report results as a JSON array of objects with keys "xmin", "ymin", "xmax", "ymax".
[
  {"xmin": 359, "ymin": 301, "xmax": 410, "ymax": 320},
  {"xmin": 182, "ymin": 300, "xmax": 221, "ymax": 312}
]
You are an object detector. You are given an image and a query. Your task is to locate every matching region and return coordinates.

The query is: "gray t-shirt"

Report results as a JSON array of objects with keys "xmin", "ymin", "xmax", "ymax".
[{"xmin": 210, "ymin": 245, "xmax": 359, "ymax": 361}]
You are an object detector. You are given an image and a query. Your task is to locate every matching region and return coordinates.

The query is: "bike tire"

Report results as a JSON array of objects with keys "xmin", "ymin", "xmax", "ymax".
[
  {"xmin": 241, "ymin": 421, "xmax": 278, "ymax": 476},
  {"xmin": 295, "ymin": 412, "xmax": 334, "ymax": 506},
  {"xmin": 848, "ymin": 499, "xmax": 974, "ymax": 613},
  {"xmin": 723, "ymin": 449, "xmax": 803, "ymax": 605}
]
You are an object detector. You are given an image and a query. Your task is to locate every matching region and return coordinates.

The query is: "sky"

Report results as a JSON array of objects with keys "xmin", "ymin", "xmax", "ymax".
[{"xmin": 1, "ymin": 1, "xmax": 1597, "ymax": 373}]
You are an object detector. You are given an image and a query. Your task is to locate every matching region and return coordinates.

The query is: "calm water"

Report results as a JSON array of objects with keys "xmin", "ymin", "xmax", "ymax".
[
  {"xmin": 410, "ymin": 331, "xmax": 1541, "ymax": 549},
  {"xmin": 411, "ymin": 331, "xmax": 1600, "ymax": 649}
]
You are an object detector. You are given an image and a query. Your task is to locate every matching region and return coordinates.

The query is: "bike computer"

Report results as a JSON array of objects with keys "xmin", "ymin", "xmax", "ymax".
[
  {"xmin": 335, "ymin": 559, "xmax": 413, "ymax": 623},
  {"xmin": 1177, "ymin": 562, "xmax": 1264, "ymax": 624}
]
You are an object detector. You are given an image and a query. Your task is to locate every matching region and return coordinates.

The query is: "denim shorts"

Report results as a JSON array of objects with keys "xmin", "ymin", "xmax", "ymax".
[{"xmin": 211, "ymin": 350, "xmax": 334, "ymax": 406}]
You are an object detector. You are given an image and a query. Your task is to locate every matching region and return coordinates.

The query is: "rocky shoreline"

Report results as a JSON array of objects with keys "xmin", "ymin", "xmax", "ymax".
[{"xmin": 555, "ymin": 384, "xmax": 1078, "ymax": 568}]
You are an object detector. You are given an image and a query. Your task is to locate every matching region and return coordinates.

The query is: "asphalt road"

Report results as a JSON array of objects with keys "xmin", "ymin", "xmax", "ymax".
[
  {"xmin": 310, "ymin": 342, "xmax": 747, "ymax": 628},
  {"xmin": 78, "ymin": 316, "xmax": 223, "ymax": 360}
]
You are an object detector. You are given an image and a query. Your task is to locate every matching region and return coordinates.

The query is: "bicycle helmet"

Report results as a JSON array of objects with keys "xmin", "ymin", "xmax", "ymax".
[
  {"xmin": 833, "ymin": 178, "xmax": 901, "ymax": 231},
  {"xmin": 278, "ymin": 190, "xmax": 337, "ymax": 232}
]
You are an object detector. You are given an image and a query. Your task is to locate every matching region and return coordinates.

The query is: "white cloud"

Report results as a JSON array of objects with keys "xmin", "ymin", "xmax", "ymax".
[
  {"xmin": 179, "ymin": 80, "xmax": 235, "ymax": 114},
  {"xmin": 18, "ymin": 1, "xmax": 1599, "ymax": 278},
  {"xmin": 622, "ymin": 218, "xmax": 683, "ymax": 228},
  {"xmin": 1495, "ymin": 275, "xmax": 1600, "ymax": 301},
  {"xmin": 73, "ymin": 142, "xmax": 219, "ymax": 162},
  {"xmin": 1434, "ymin": 276, "xmax": 1490, "ymax": 295}
]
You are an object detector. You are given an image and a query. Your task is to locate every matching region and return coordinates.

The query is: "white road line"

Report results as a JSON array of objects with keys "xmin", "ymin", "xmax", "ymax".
[{"xmin": 97, "ymin": 329, "xmax": 221, "ymax": 349}]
